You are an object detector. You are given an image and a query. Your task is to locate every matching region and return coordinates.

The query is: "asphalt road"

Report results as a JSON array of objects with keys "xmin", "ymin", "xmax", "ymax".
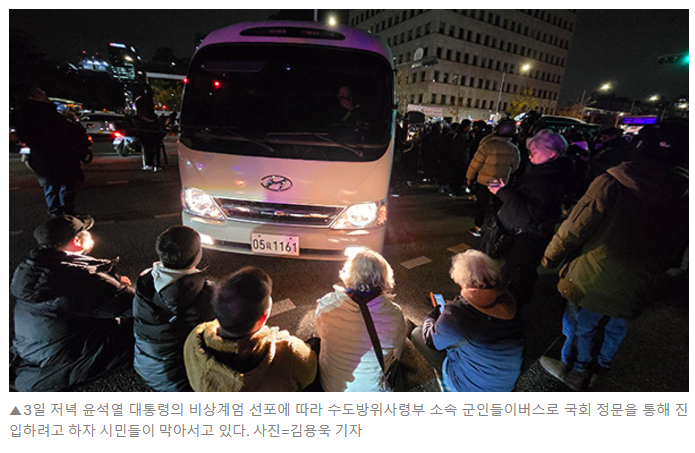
[{"xmin": 7, "ymin": 137, "xmax": 689, "ymax": 392}]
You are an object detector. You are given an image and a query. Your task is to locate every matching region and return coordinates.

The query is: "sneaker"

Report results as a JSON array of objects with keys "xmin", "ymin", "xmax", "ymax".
[
  {"xmin": 142, "ymin": 165, "xmax": 154, "ymax": 171},
  {"xmin": 539, "ymin": 356, "xmax": 589, "ymax": 391},
  {"xmin": 468, "ymin": 226, "xmax": 482, "ymax": 237},
  {"xmin": 153, "ymin": 166, "xmax": 161, "ymax": 172}
]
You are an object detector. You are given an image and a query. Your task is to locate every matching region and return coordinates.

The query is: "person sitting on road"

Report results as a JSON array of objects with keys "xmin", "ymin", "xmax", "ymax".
[
  {"xmin": 410, "ymin": 249, "xmax": 525, "ymax": 392},
  {"xmin": 314, "ymin": 248, "xmax": 408, "ymax": 392},
  {"xmin": 184, "ymin": 267, "xmax": 317, "ymax": 392},
  {"xmin": 10, "ymin": 215, "xmax": 134, "ymax": 391},
  {"xmin": 133, "ymin": 226, "xmax": 216, "ymax": 392}
]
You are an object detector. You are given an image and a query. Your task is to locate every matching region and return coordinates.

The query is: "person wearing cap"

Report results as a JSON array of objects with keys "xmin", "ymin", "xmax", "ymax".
[
  {"xmin": 465, "ymin": 119, "xmax": 521, "ymax": 237},
  {"xmin": 184, "ymin": 267, "xmax": 316, "ymax": 392},
  {"xmin": 133, "ymin": 226, "xmax": 216, "ymax": 392},
  {"xmin": 481, "ymin": 129, "xmax": 575, "ymax": 306},
  {"xmin": 411, "ymin": 250, "xmax": 524, "ymax": 392},
  {"xmin": 10, "ymin": 216, "xmax": 134, "ymax": 391},
  {"xmin": 540, "ymin": 120, "xmax": 688, "ymax": 391},
  {"xmin": 587, "ymin": 126, "xmax": 631, "ymax": 181}
]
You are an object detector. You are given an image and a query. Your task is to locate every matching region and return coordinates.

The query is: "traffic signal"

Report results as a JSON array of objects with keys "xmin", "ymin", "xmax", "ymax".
[{"xmin": 658, "ymin": 52, "xmax": 689, "ymax": 65}]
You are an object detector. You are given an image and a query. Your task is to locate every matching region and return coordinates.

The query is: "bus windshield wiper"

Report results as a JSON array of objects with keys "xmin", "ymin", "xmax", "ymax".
[
  {"xmin": 190, "ymin": 126, "xmax": 275, "ymax": 153},
  {"xmin": 265, "ymin": 132, "xmax": 364, "ymax": 158}
]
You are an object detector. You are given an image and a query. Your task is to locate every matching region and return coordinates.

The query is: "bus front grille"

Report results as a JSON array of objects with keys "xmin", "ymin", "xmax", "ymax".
[{"xmin": 214, "ymin": 198, "xmax": 344, "ymax": 227}]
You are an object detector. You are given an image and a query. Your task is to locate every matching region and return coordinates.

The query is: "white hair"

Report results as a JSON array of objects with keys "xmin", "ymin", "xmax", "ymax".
[
  {"xmin": 339, "ymin": 248, "xmax": 395, "ymax": 293},
  {"xmin": 526, "ymin": 129, "xmax": 568, "ymax": 156},
  {"xmin": 450, "ymin": 249, "xmax": 501, "ymax": 289}
]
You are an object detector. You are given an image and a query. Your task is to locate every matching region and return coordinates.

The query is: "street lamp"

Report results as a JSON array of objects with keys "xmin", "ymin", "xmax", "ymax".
[
  {"xmin": 649, "ymin": 95, "xmax": 659, "ymax": 102},
  {"xmin": 495, "ymin": 63, "xmax": 531, "ymax": 117},
  {"xmin": 580, "ymin": 82, "xmax": 613, "ymax": 107},
  {"xmin": 327, "ymin": 15, "xmax": 337, "ymax": 26}
]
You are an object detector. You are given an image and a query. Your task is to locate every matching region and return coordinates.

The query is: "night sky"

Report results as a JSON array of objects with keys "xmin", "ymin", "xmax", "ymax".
[{"xmin": 9, "ymin": 9, "xmax": 689, "ymax": 104}]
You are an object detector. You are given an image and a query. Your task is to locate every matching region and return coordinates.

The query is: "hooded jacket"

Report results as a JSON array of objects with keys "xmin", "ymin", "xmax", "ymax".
[
  {"xmin": 421, "ymin": 289, "xmax": 524, "ymax": 392},
  {"xmin": 184, "ymin": 321, "xmax": 317, "ymax": 392},
  {"xmin": 10, "ymin": 249, "xmax": 134, "ymax": 391},
  {"xmin": 466, "ymin": 135, "xmax": 521, "ymax": 186},
  {"xmin": 543, "ymin": 159, "xmax": 688, "ymax": 319},
  {"xmin": 315, "ymin": 286, "xmax": 407, "ymax": 392},
  {"xmin": 133, "ymin": 264, "xmax": 216, "ymax": 392}
]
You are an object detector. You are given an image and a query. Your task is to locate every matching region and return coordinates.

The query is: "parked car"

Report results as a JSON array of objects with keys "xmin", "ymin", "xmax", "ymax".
[{"xmin": 79, "ymin": 112, "xmax": 124, "ymax": 140}]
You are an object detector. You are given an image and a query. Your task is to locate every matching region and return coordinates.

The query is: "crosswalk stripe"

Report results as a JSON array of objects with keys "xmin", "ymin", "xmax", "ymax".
[
  {"xmin": 269, "ymin": 298, "xmax": 296, "ymax": 318},
  {"xmin": 447, "ymin": 243, "xmax": 472, "ymax": 254},
  {"xmin": 400, "ymin": 256, "xmax": 432, "ymax": 270}
]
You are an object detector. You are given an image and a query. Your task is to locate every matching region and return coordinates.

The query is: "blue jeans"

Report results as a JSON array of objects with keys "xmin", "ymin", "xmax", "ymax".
[
  {"xmin": 561, "ymin": 302, "xmax": 629, "ymax": 372},
  {"xmin": 44, "ymin": 184, "xmax": 76, "ymax": 217}
]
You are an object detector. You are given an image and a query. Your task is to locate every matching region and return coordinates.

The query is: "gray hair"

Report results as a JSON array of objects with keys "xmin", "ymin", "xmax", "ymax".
[
  {"xmin": 339, "ymin": 248, "xmax": 395, "ymax": 293},
  {"xmin": 526, "ymin": 129, "xmax": 568, "ymax": 156},
  {"xmin": 450, "ymin": 249, "xmax": 501, "ymax": 289}
]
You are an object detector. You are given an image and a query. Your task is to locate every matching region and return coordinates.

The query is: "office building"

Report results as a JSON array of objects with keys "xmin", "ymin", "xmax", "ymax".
[{"xmin": 349, "ymin": 9, "xmax": 576, "ymax": 121}]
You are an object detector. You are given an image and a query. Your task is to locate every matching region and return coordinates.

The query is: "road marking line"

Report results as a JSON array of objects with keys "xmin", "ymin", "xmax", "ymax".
[
  {"xmin": 400, "ymin": 256, "xmax": 432, "ymax": 270},
  {"xmin": 447, "ymin": 243, "xmax": 472, "ymax": 254},
  {"xmin": 10, "ymin": 230, "xmax": 23, "ymax": 236},
  {"xmin": 107, "ymin": 180, "xmax": 129, "ymax": 185},
  {"xmin": 154, "ymin": 213, "xmax": 180, "ymax": 219},
  {"xmin": 269, "ymin": 298, "xmax": 296, "ymax": 318}
]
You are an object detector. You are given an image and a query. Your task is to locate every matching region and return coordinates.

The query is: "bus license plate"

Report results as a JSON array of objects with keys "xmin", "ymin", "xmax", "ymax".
[{"xmin": 251, "ymin": 233, "xmax": 299, "ymax": 256}]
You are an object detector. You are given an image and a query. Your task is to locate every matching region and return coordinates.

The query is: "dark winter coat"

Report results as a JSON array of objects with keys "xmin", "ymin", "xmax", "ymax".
[
  {"xmin": 133, "ymin": 269, "xmax": 216, "ymax": 392},
  {"xmin": 495, "ymin": 155, "xmax": 575, "ymax": 236},
  {"xmin": 588, "ymin": 136, "xmax": 631, "ymax": 181},
  {"xmin": 543, "ymin": 160, "xmax": 688, "ymax": 319},
  {"xmin": 483, "ymin": 156, "xmax": 575, "ymax": 305},
  {"xmin": 10, "ymin": 249, "xmax": 134, "ymax": 391},
  {"xmin": 14, "ymin": 100, "xmax": 86, "ymax": 186}
]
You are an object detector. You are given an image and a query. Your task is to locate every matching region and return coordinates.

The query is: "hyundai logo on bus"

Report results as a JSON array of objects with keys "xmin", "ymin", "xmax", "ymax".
[{"xmin": 260, "ymin": 175, "xmax": 293, "ymax": 191}]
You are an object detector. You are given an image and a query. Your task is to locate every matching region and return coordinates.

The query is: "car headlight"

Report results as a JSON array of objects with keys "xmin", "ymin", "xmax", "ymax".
[
  {"xmin": 332, "ymin": 200, "xmax": 388, "ymax": 229},
  {"xmin": 181, "ymin": 187, "xmax": 224, "ymax": 220}
]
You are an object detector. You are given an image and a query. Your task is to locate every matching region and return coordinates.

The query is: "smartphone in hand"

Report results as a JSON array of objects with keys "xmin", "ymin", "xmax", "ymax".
[{"xmin": 429, "ymin": 292, "xmax": 446, "ymax": 310}]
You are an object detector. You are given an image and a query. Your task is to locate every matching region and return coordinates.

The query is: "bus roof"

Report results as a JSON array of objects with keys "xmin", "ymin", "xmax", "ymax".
[{"xmin": 198, "ymin": 21, "xmax": 393, "ymax": 65}]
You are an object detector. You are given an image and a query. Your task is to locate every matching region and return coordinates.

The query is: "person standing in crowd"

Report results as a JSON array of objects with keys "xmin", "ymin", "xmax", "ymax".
[
  {"xmin": 411, "ymin": 250, "xmax": 524, "ymax": 392},
  {"xmin": 133, "ymin": 226, "xmax": 216, "ymax": 392},
  {"xmin": 134, "ymin": 95, "xmax": 167, "ymax": 171},
  {"xmin": 10, "ymin": 216, "xmax": 134, "ymax": 391},
  {"xmin": 449, "ymin": 119, "xmax": 473, "ymax": 196},
  {"xmin": 468, "ymin": 120, "xmax": 490, "ymax": 156},
  {"xmin": 421, "ymin": 122, "xmax": 442, "ymax": 182},
  {"xmin": 314, "ymin": 248, "xmax": 408, "ymax": 392},
  {"xmin": 587, "ymin": 127, "xmax": 631, "ymax": 181},
  {"xmin": 481, "ymin": 129, "xmax": 574, "ymax": 306},
  {"xmin": 14, "ymin": 87, "xmax": 92, "ymax": 217},
  {"xmin": 437, "ymin": 122, "xmax": 459, "ymax": 193},
  {"xmin": 184, "ymin": 267, "xmax": 317, "ymax": 392},
  {"xmin": 563, "ymin": 129, "xmax": 592, "ymax": 210},
  {"xmin": 466, "ymin": 119, "xmax": 521, "ymax": 237},
  {"xmin": 539, "ymin": 120, "xmax": 688, "ymax": 391}
]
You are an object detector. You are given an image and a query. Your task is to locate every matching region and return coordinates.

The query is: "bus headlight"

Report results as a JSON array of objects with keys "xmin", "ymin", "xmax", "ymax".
[
  {"xmin": 181, "ymin": 187, "xmax": 225, "ymax": 220},
  {"xmin": 332, "ymin": 200, "xmax": 387, "ymax": 229}
]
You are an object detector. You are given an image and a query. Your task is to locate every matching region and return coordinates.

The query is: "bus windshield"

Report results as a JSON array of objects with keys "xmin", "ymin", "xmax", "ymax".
[{"xmin": 180, "ymin": 43, "xmax": 393, "ymax": 162}]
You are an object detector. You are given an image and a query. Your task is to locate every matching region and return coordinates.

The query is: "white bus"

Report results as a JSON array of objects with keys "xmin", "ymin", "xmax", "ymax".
[{"xmin": 178, "ymin": 21, "xmax": 395, "ymax": 260}]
